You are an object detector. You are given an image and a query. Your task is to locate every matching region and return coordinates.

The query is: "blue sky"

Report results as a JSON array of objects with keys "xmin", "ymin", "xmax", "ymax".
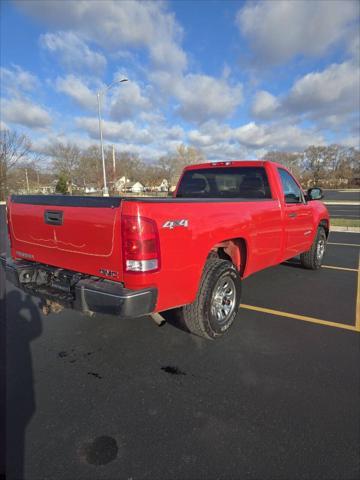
[{"xmin": 1, "ymin": 0, "xmax": 359, "ymax": 161}]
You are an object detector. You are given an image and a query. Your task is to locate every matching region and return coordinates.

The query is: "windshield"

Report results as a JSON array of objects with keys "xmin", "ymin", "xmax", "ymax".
[{"xmin": 176, "ymin": 167, "xmax": 272, "ymax": 199}]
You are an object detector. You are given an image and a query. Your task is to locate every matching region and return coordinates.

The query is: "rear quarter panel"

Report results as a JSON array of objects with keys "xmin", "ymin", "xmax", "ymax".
[{"xmin": 122, "ymin": 199, "xmax": 283, "ymax": 312}]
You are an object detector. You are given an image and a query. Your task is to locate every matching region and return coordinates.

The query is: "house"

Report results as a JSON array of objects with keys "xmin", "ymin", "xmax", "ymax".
[
  {"xmin": 39, "ymin": 184, "xmax": 56, "ymax": 194},
  {"xmin": 114, "ymin": 176, "xmax": 130, "ymax": 192},
  {"xmin": 126, "ymin": 181, "xmax": 144, "ymax": 193},
  {"xmin": 155, "ymin": 179, "xmax": 169, "ymax": 192},
  {"xmin": 84, "ymin": 185, "xmax": 100, "ymax": 194}
]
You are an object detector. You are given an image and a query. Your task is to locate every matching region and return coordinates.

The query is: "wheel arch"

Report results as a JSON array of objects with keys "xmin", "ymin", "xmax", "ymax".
[
  {"xmin": 208, "ymin": 238, "xmax": 248, "ymax": 277},
  {"xmin": 319, "ymin": 218, "xmax": 330, "ymax": 238}
]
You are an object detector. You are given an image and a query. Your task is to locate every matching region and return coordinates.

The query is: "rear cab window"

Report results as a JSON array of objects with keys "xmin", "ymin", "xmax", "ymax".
[{"xmin": 176, "ymin": 167, "xmax": 272, "ymax": 199}]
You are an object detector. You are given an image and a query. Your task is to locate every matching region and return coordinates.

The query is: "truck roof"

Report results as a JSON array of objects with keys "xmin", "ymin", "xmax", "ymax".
[{"xmin": 184, "ymin": 160, "xmax": 277, "ymax": 171}]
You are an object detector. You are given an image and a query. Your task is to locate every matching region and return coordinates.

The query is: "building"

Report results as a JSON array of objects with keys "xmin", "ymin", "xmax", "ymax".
[
  {"xmin": 154, "ymin": 179, "xmax": 169, "ymax": 192},
  {"xmin": 114, "ymin": 176, "xmax": 130, "ymax": 192},
  {"xmin": 126, "ymin": 181, "xmax": 144, "ymax": 193}
]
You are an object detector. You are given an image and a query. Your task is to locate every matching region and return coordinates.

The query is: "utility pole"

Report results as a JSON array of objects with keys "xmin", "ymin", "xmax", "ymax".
[
  {"xmin": 25, "ymin": 169, "xmax": 29, "ymax": 193},
  {"xmin": 113, "ymin": 145, "xmax": 116, "ymax": 182},
  {"xmin": 96, "ymin": 78, "xmax": 128, "ymax": 197},
  {"xmin": 97, "ymin": 91, "xmax": 108, "ymax": 197}
]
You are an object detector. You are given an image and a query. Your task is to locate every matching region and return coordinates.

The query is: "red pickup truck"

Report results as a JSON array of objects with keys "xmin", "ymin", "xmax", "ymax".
[{"xmin": 2, "ymin": 161, "xmax": 329, "ymax": 339}]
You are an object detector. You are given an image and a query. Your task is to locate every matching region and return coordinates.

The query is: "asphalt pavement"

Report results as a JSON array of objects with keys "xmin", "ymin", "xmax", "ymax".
[
  {"xmin": 323, "ymin": 189, "xmax": 360, "ymax": 202},
  {"xmin": 326, "ymin": 204, "xmax": 360, "ymax": 220},
  {"xmin": 1, "ymin": 205, "xmax": 360, "ymax": 480}
]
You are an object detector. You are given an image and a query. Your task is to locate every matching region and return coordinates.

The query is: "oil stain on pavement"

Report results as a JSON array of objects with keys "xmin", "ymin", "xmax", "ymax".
[
  {"xmin": 161, "ymin": 365, "xmax": 186, "ymax": 375},
  {"xmin": 82, "ymin": 436, "xmax": 118, "ymax": 465}
]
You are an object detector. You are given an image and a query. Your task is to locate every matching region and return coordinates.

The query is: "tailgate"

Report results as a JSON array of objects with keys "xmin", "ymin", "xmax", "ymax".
[{"xmin": 8, "ymin": 195, "xmax": 123, "ymax": 281}]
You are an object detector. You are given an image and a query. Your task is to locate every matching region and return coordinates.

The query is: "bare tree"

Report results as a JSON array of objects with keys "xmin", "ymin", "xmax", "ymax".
[
  {"xmin": 0, "ymin": 129, "xmax": 31, "ymax": 200},
  {"xmin": 158, "ymin": 144, "xmax": 205, "ymax": 185},
  {"xmin": 114, "ymin": 152, "xmax": 145, "ymax": 181},
  {"xmin": 49, "ymin": 142, "xmax": 81, "ymax": 194},
  {"xmin": 262, "ymin": 151, "xmax": 303, "ymax": 178},
  {"xmin": 77, "ymin": 145, "xmax": 102, "ymax": 189}
]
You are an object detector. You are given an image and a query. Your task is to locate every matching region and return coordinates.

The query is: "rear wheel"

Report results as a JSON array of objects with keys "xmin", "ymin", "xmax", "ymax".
[
  {"xmin": 181, "ymin": 258, "xmax": 241, "ymax": 339},
  {"xmin": 300, "ymin": 226, "xmax": 327, "ymax": 270}
]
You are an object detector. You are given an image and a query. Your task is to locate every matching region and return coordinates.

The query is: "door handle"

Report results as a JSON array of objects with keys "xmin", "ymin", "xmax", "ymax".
[{"xmin": 288, "ymin": 212, "xmax": 297, "ymax": 218}]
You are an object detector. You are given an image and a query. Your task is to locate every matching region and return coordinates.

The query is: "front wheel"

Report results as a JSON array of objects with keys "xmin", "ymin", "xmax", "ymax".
[
  {"xmin": 300, "ymin": 226, "xmax": 327, "ymax": 270},
  {"xmin": 181, "ymin": 258, "xmax": 241, "ymax": 340}
]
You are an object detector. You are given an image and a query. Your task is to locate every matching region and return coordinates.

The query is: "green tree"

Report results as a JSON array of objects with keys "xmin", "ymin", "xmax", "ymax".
[{"xmin": 55, "ymin": 174, "xmax": 68, "ymax": 194}]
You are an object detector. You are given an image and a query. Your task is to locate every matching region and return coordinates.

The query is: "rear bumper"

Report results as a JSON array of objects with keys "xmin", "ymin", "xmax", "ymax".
[{"xmin": 0, "ymin": 255, "xmax": 157, "ymax": 318}]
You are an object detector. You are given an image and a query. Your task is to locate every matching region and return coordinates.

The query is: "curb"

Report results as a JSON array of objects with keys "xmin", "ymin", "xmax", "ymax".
[{"xmin": 330, "ymin": 226, "xmax": 360, "ymax": 233}]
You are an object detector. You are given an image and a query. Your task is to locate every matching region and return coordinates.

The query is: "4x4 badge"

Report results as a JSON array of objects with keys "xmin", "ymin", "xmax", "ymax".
[{"xmin": 162, "ymin": 219, "xmax": 189, "ymax": 229}]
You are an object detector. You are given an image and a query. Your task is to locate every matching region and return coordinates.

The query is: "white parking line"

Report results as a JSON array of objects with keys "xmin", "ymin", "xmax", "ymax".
[
  {"xmin": 322, "ymin": 265, "xmax": 358, "ymax": 272},
  {"xmin": 328, "ymin": 242, "xmax": 360, "ymax": 247}
]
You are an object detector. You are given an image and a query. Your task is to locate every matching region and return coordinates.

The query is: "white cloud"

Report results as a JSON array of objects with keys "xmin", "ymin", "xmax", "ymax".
[
  {"xmin": 70, "ymin": 111, "xmax": 191, "ymax": 162},
  {"xmin": 75, "ymin": 117, "xmax": 153, "ymax": 145},
  {"xmin": 347, "ymin": 32, "xmax": 360, "ymax": 63},
  {"xmin": 177, "ymin": 75, "xmax": 243, "ymax": 123},
  {"xmin": 251, "ymin": 90, "xmax": 279, "ymax": 119},
  {"xmin": 188, "ymin": 120, "xmax": 324, "ymax": 156},
  {"xmin": 1, "ymin": 97, "xmax": 52, "ymax": 129},
  {"xmin": 16, "ymin": 0, "xmax": 245, "ymax": 125},
  {"xmin": 285, "ymin": 61, "xmax": 359, "ymax": 115},
  {"xmin": 30, "ymin": 132, "xmax": 98, "ymax": 155},
  {"xmin": 0, "ymin": 120, "xmax": 9, "ymax": 131},
  {"xmin": 339, "ymin": 135, "xmax": 360, "ymax": 149},
  {"xmin": 110, "ymin": 81, "xmax": 152, "ymax": 120},
  {"xmin": 251, "ymin": 61, "xmax": 360, "ymax": 129},
  {"xmin": 152, "ymin": 72, "xmax": 243, "ymax": 123},
  {"xmin": 236, "ymin": 0, "xmax": 358, "ymax": 65},
  {"xmin": 55, "ymin": 75, "xmax": 153, "ymax": 119},
  {"xmin": 233, "ymin": 122, "xmax": 324, "ymax": 150},
  {"xmin": 17, "ymin": 0, "xmax": 187, "ymax": 73},
  {"xmin": 150, "ymin": 40, "xmax": 187, "ymax": 73},
  {"xmin": 188, "ymin": 121, "xmax": 231, "ymax": 147},
  {"xmin": 55, "ymin": 75, "xmax": 98, "ymax": 111},
  {"xmin": 203, "ymin": 143, "xmax": 249, "ymax": 161},
  {"xmin": 40, "ymin": 31, "xmax": 107, "ymax": 73},
  {"xmin": 0, "ymin": 65, "xmax": 39, "ymax": 94},
  {"xmin": 162, "ymin": 125, "xmax": 185, "ymax": 141}
]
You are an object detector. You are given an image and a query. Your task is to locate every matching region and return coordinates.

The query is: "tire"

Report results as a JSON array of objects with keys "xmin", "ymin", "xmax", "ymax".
[
  {"xmin": 181, "ymin": 258, "xmax": 241, "ymax": 340},
  {"xmin": 300, "ymin": 226, "xmax": 327, "ymax": 270}
]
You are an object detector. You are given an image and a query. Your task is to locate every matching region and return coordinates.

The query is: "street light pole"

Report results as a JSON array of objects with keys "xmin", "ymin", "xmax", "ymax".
[
  {"xmin": 96, "ymin": 78, "xmax": 128, "ymax": 197},
  {"xmin": 25, "ymin": 168, "xmax": 29, "ymax": 193},
  {"xmin": 97, "ymin": 91, "xmax": 108, "ymax": 196}
]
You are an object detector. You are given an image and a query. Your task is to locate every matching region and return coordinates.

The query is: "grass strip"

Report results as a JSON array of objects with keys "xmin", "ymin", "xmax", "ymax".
[{"xmin": 331, "ymin": 218, "xmax": 360, "ymax": 227}]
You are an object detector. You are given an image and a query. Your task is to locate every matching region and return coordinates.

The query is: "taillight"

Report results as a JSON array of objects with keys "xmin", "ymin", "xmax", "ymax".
[
  {"xmin": 6, "ymin": 199, "xmax": 12, "ymax": 248},
  {"xmin": 122, "ymin": 215, "xmax": 160, "ymax": 273}
]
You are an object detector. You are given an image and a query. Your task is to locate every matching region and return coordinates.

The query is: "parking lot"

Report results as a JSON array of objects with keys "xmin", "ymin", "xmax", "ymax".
[
  {"xmin": 326, "ymin": 204, "xmax": 360, "ymax": 220},
  {"xmin": 1, "ymin": 206, "xmax": 359, "ymax": 480}
]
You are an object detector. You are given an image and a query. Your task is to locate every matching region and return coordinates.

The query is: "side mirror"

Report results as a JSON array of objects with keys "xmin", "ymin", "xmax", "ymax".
[{"xmin": 307, "ymin": 187, "xmax": 323, "ymax": 201}]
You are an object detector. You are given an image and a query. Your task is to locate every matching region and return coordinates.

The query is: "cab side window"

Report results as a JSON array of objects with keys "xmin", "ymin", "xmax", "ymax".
[{"xmin": 278, "ymin": 169, "xmax": 302, "ymax": 204}]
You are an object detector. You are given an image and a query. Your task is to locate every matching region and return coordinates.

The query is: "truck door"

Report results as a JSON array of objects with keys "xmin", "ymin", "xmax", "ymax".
[{"xmin": 278, "ymin": 168, "xmax": 314, "ymax": 259}]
